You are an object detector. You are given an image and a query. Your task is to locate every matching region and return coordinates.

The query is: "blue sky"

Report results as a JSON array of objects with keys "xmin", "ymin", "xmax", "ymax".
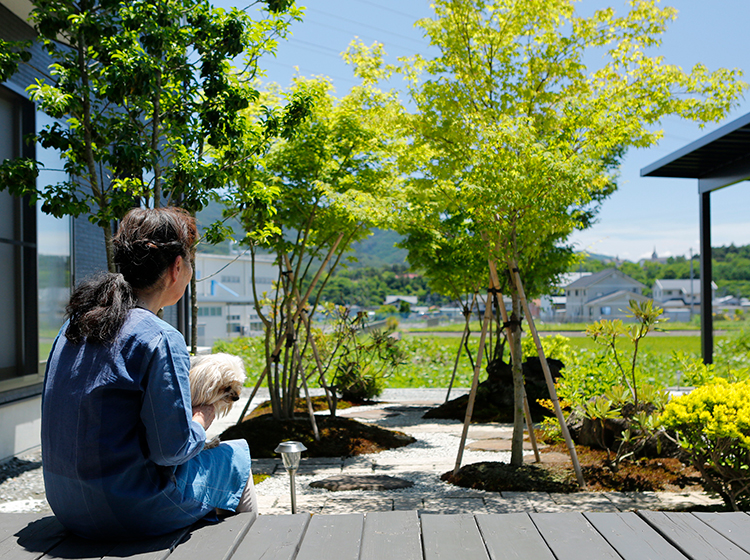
[{"xmin": 224, "ymin": 0, "xmax": 750, "ymax": 262}]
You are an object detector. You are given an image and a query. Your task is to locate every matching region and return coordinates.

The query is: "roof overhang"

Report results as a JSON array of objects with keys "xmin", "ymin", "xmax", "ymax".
[
  {"xmin": 3, "ymin": 0, "xmax": 33, "ymax": 24},
  {"xmin": 641, "ymin": 112, "xmax": 750, "ymax": 194}
]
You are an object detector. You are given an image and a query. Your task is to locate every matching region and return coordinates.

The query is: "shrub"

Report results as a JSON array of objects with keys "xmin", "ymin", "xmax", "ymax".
[{"xmin": 661, "ymin": 379, "xmax": 750, "ymax": 511}]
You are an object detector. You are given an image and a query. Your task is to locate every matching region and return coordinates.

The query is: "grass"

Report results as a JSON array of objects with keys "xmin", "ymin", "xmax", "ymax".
[
  {"xmin": 217, "ymin": 327, "xmax": 742, "ymax": 392},
  {"xmin": 564, "ymin": 335, "xmax": 701, "ymax": 355},
  {"xmin": 404, "ymin": 318, "xmax": 748, "ymax": 333}
]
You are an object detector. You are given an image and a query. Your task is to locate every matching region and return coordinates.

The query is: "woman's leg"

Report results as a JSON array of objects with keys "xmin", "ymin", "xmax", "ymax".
[{"xmin": 235, "ymin": 472, "xmax": 258, "ymax": 516}]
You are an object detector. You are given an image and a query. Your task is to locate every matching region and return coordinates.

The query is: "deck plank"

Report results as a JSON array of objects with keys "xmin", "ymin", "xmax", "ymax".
[
  {"xmin": 421, "ymin": 514, "xmax": 488, "ymax": 560},
  {"xmin": 692, "ymin": 512, "xmax": 750, "ymax": 554},
  {"xmin": 584, "ymin": 512, "xmax": 688, "ymax": 560},
  {"xmin": 639, "ymin": 511, "xmax": 750, "ymax": 560},
  {"xmin": 229, "ymin": 514, "xmax": 310, "ymax": 560},
  {"xmin": 101, "ymin": 528, "xmax": 190, "ymax": 560},
  {"xmin": 0, "ymin": 514, "xmax": 68, "ymax": 560},
  {"xmin": 359, "ymin": 511, "xmax": 421, "ymax": 560},
  {"xmin": 531, "ymin": 512, "xmax": 621, "ymax": 560},
  {"xmin": 295, "ymin": 514, "xmax": 364, "ymax": 560},
  {"xmin": 475, "ymin": 513, "xmax": 555, "ymax": 560},
  {"xmin": 167, "ymin": 513, "xmax": 257, "ymax": 560}
]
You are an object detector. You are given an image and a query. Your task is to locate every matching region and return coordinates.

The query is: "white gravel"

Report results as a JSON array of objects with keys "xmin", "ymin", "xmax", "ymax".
[{"xmin": 255, "ymin": 402, "xmax": 519, "ymax": 498}]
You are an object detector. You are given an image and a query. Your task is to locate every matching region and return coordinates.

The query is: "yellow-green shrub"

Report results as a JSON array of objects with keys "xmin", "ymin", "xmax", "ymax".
[{"xmin": 661, "ymin": 379, "xmax": 750, "ymax": 510}]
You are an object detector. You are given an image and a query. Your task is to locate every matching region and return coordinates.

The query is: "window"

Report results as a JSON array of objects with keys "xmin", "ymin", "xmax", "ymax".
[
  {"xmin": 227, "ymin": 314, "xmax": 240, "ymax": 321},
  {"xmin": 37, "ymin": 113, "xmax": 71, "ymax": 362},
  {"xmin": 601, "ymin": 306, "xmax": 611, "ymax": 315},
  {"xmin": 221, "ymin": 275, "xmax": 240, "ymax": 283},
  {"xmin": 0, "ymin": 87, "xmax": 40, "ymax": 394},
  {"xmin": 197, "ymin": 306, "xmax": 222, "ymax": 317}
]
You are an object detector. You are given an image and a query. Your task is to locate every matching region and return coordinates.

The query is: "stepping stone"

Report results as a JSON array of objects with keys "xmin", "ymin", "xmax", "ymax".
[
  {"xmin": 338, "ymin": 408, "xmax": 401, "ymax": 420},
  {"xmin": 466, "ymin": 438, "xmax": 541, "ymax": 451},
  {"xmin": 309, "ymin": 474, "xmax": 414, "ymax": 491}
]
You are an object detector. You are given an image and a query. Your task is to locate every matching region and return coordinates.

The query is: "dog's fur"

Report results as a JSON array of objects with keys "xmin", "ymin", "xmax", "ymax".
[{"xmin": 189, "ymin": 353, "xmax": 246, "ymax": 419}]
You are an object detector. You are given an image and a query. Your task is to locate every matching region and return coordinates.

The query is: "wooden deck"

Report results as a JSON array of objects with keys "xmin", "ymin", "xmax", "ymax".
[{"xmin": 3, "ymin": 510, "xmax": 750, "ymax": 560}]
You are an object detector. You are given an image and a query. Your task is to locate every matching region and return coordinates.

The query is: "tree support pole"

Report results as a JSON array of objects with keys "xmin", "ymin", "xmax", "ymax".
[
  {"xmin": 507, "ymin": 259, "xmax": 585, "ymax": 488},
  {"xmin": 487, "ymin": 262, "xmax": 540, "ymax": 463},
  {"xmin": 445, "ymin": 303, "xmax": 472, "ymax": 403},
  {"xmin": 453, "ymin": 281, "xmax": 494, "ymax": 476}
]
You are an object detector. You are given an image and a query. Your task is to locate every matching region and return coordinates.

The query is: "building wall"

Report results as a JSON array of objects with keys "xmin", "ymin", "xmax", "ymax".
[
  {"xmin": 566, "ymin": 271, "xmax": 644, "ymax": 320},
  {"xmin": 0, "ymin": 1, "xmax": 49, "ymax": 461},
  {"xmin": 194, "ymin": 253, "xmax": 277, "ymax": 347},
  {"xmin": 0, "ymin": 396, "xmax": 41, "ymax": 462}
]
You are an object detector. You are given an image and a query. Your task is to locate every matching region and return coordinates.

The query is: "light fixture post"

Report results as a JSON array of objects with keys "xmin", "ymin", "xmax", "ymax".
[{"xmin": 274, "ymin": 441, "xmax": 307, "ymax": 514}]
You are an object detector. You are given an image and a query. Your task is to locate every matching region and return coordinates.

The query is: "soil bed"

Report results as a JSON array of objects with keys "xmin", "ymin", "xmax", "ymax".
[
  {"xmin": 220, "ymin": 414, "xmax": 416, "ymax": 458},
  {"xmin": 444, "ymin": 441, "xmax": 705, "ymax": 494}
]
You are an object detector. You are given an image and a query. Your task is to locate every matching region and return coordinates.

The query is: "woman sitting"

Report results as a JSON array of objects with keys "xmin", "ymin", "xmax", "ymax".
[{"xmin": 42, "ymin": 207, "xmax": 257, "ymax": 540}]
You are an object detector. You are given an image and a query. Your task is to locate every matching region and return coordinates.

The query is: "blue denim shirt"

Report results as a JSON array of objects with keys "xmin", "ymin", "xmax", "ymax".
[{"xmin": 42, "ymin": 308, "xmax": 250, "ymax": 540}]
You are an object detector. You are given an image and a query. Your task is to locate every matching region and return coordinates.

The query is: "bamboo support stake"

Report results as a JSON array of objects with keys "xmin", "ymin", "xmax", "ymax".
[
  {"xmin": 508, "ymin": 259, "xmax": 585, "ymax": 488},
  {"xmin": 487, "ymin": 262, "xmax": 541, "ymax": 463},
  {"xmin": 445, "ymin": 313, "xmax": 471, "ymax": 403},
  {"xmin": 453, "ymin": 285, "xmax": 494, "ymax": 476}
]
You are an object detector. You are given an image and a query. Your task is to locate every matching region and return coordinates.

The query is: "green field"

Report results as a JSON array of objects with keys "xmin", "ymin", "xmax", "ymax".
[
  {"xmin": 220, "ymin": 332, "xmax": 719, "ymax": 391},
  {"xmin": 404, "ymin": 318, "xmax": 748, "ymax": 334}
]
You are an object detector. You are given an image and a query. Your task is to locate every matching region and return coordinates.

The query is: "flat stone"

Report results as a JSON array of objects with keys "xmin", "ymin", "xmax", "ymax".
[
  {"xmin": 466, "ymin": 438, "xmax": 540, "ymax": 451},
  {"xmin": 524, "ymin": 451, "xmax": 570, "ymax": 464},
  {"xmin": 338, "ymin": 408, "xmax": 401, "ymax": 420},
  {"xmin": 309, "ymin": 474, "xmax": 414, "ymax": 491}
]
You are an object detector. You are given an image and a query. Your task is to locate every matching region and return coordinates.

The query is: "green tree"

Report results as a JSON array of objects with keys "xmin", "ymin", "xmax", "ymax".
[
  {"xmin": 0, "ymin": 39, "xmax": 31, "ymax": 82},
  {"xmin": 224, "ymin": 76, "xmax": 404, "ymax": 420},
  {"xmin": 0, "ymin": 0, "xmax": 302, "ymax": 271},
  {"xmin": 349, "ymin": 0, "xmax": 746, "ymax": 465}
]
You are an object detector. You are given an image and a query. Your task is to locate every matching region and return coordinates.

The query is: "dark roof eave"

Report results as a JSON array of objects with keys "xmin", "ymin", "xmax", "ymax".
[{"xmin": 641, "ymin": 112, "xmax": 750, "ymax": 179}]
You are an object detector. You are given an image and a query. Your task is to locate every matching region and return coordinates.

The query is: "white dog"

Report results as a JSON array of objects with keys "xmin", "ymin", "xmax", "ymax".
[{"xmin": 189, "ymin": 353, "xmax": 247, "ymax": 419}]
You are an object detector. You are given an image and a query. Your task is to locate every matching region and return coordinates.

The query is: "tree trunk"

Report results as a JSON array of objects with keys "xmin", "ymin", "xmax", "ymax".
[
  {"xmin": 102, "ymin": 223, "xmax": 116, "ymax": 273},
  {"xmin": 509, "ymin": 288, "xmax": 525, "ymax": 466}
]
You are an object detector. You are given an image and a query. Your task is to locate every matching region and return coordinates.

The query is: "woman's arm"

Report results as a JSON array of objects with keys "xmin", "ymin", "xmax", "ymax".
[{"xmin": 140, "ymin": 330, "xmax": 207, "ymax": 466}]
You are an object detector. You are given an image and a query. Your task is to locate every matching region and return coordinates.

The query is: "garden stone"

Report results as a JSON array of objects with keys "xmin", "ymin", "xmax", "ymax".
[{"xmin": 309, "ymin": 474, "xmax": 414, "ymax": 491}]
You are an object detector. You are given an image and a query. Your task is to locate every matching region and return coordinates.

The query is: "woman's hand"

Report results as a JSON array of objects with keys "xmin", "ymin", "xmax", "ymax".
[{"xmin": 192, "ymin": 404, "xmax": 216, "ymax": 431}]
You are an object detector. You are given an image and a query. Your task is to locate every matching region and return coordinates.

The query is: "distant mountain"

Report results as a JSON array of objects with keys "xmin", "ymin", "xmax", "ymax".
[
  {"xmin": 196, "ymin": 200, "xmax": 408, "ymax": 265},
  {"xmin": 348, "ymin": 229, "xmax": 408, "ymax": 268}
]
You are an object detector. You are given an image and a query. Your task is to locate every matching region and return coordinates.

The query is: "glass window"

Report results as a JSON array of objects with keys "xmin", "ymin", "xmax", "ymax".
[
  {"xmin": 0, "ymin": 87, "xmax": 40, "ymax": 388},
  {"xmin": 0, "ymin": 94, "xmax": 21, "ymax": 382},
  {"xmin": 36, "ymin": 112, "xmax": 71, "ymax": 362}
]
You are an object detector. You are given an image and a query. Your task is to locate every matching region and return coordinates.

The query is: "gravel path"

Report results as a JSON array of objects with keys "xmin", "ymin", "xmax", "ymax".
[
  {"xmin": 0, "ymin": 448, "xmax": 50, "ymax": 513},
  {"xmin": 0, "ymin": 392, "xmax": 481, "ymax": 514}
]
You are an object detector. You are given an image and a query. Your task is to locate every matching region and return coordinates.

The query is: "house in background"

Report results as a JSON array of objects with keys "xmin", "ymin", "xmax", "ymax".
[
  {"xmin": 652, "ymin": 278, "xmax": 717, "ymax": 322},
  {"xmin": 193, "ymin": 253, "xmax": 277, "ymax": 348},
  {"xmin": 652, "ymin": 279, "xmax": 716, "ymax": 306},
  {"xmin": 536, "ymin": 271, "xmax": 592, "ymax": 322},
  {"xmin": 384, "ymin": 295, "xmax": 418, "ymax": 308},
  {"xmin": 564, "ymin": 269, "xmax": 649, "ymax": 322}
]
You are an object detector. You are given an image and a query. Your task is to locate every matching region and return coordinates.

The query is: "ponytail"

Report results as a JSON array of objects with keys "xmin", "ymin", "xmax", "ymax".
[{"xmin": 65, "ymin": 273, "xmax": 137, "ymax": 345}]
